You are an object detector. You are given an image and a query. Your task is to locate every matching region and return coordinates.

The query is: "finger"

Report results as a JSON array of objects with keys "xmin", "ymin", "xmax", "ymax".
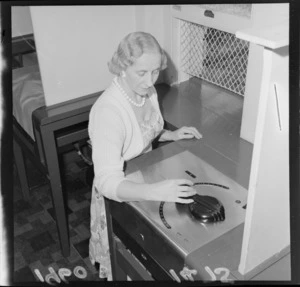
[
  {"xmin": 179, "ymin": 126, "xmax": 191, "ymax": 134},
  {"xmin": 190, "ymin": 127, "xmax": 202, "ymax": 139},
  {"xmin": 177, "ymin": 179, "xmax": 194, "ymax": 186},
  {"xmin": 177, "ymin": 127, "xmax": 196, "ymax": 139},
  {"xmin": 178, "ymin": 189, "xmax": 197, "ymax": 197},
  {"xmin": 181, "ymin": 133, "xmax": 194, "ymax": 139},
  {"xmin": 186, "ymin": 127, "xmax": 202, "ymax": 139},
  {"xmin": 176, "ymin": 197, "xmax": 194, "ymax": 204},
  {"xmin": 178, "ymin": 126, "xmax": 190, "ymax": 134},
  {"xmin": 178, "ymin": 185, "xmax": 197, "ymax": 194},
  {"xmin": 179, "ymin": 129, "xmax": 198, "ymax": 139}
]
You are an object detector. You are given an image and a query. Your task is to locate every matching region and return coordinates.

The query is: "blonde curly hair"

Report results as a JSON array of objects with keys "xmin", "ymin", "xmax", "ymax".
[{"xmin": 108, "ymin": 31, "xmax": 167, "ymax": 75}]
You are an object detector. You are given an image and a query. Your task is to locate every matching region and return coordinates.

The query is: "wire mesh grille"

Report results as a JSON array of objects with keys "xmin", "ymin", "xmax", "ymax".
[{"xmin": 180, "ymin": 20, "xmax": 250, "ymax": 96}]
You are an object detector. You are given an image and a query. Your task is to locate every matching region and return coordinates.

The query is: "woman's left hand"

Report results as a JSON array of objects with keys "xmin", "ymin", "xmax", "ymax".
[{"xmin": 171, "ymin": 126, "xmax": 202, "ymax": 141}]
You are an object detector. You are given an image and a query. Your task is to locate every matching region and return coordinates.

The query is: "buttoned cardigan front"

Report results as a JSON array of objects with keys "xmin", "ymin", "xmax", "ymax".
[{"xmin": 88, "ymin": 79, "xmax": 164, "ymax": 202}]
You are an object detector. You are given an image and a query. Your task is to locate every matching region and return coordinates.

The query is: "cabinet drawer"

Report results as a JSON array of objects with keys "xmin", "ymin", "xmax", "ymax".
[
  {"xmin": 112, "ymin": 218, "xmax": 171, "ymax": 280},
  {"xmin": 115, "ymin": 239, "xmax": 154, "ymax": 281},
  {"xmin": 109, "ymin": 201, "xmax": 185, "ymax": 280}
]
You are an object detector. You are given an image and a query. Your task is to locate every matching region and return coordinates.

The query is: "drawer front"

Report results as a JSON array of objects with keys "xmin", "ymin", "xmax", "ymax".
[
  {"xmin": 109, "ymin": 201, "xmax": 185, "ymax": 281},
  {"xmin": 113, "ymin": 219, "xmax": 170, "ymax": 280},
  {"xmin": 115, "ymin": 239, "xmax": 154, "ymax": 281}
]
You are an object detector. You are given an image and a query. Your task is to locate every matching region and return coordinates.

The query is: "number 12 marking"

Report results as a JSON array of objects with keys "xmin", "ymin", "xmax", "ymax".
[{"xmin": 205, "ymin": 266, "xmax": 232, "ymax": 282}]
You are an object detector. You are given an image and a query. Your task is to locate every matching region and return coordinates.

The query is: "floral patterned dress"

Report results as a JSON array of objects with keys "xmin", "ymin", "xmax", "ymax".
[{"xmin": 89, "ymin": 104, "xmax": 164, "ymax": 280}]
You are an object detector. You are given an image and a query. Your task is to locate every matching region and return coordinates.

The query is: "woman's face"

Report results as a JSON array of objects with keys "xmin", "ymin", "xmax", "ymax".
[{"xmin": 123, "ymin": 52, "xmax": 161, "ymax": 96}]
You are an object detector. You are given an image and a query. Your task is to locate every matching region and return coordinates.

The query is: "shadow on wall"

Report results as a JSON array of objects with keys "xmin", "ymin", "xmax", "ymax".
[
  {"xmin": 154, "ymin": 49, "xmax": 178, "ymax": 130},
  {"xmin": 156, "ymin": 49, "xmax": 177, "ymax": 86}
]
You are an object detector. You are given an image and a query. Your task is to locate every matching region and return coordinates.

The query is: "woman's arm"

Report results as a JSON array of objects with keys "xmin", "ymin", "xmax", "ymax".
[
  {"xmin": 115, "ymin": 178, "xmax": 197, "ymax": 204},
  {"xmin": 90, "ymin": 104, "xmax": 197, "ymax": 204},
  {"xmin": 89, "ymin": 104, "xmax": 127, "ymax": 202}
]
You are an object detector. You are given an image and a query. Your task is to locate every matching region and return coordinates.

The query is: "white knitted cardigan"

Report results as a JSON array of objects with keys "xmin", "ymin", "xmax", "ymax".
[{"xmin": 88, "ymin": 78, "xmax": 164, "ymax": 202}]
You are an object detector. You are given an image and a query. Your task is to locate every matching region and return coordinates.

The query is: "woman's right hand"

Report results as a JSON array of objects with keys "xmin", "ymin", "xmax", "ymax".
[{"xmin": 149, "ymin": 179, "xmax": 197, "ymax": 204}]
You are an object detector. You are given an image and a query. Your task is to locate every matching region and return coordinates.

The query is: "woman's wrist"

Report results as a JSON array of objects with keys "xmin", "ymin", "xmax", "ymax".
[
  {"xmin": 115, "ymin": 180, "xmax": 157, "ymax": 202},
  {"xmin": 143, "ymin": 183, "xmax": 157, "ymax": 201},
  {"xmin": 158, "ymin": 129, "xmax": 174, "ymax": 142}
]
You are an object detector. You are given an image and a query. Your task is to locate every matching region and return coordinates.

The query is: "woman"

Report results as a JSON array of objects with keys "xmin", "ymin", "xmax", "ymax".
[{"xmin": 88, "ymin": 31, "xmax": 202, "ymax": 280}]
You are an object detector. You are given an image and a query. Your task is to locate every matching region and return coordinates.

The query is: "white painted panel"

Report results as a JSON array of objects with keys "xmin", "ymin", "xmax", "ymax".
[
  {"xmin": 134, "ymin": 5, "xmax": 170, "ymax": 84},
  {"xmin": 240, "ymin": 43, "xmax": 264, "ymax": 143},
  {"xmin": 250, "ymin": 3, "xmax": 289, "ymax": 29},
  {"xmin": 135, "ymin": 5, "xmax": 164, "ymax": 44},
  {"xmin": 237, "ymin": 3, "xmax": 289, "ymax": 144},
  {"xmin": 236, "ymin": 21, "xmax": 289, "ymax": 50},
  {"xmin": 239, "ymin": 46, "xmax": 289, "ymax": 275},
  {"xmin": 30, "ymin": 6, "xmax": 136, "ymax": 106},
  {"xmin": 171, "ymin": 5, "xmax": 252, "ymax": 34},
  {"xmin": 12, "ymin": 6, "xmax": 34, "ymax": 37},
  {"xmin": 161, "ymin": 6, "xmax": 177, "ymax": 85}
]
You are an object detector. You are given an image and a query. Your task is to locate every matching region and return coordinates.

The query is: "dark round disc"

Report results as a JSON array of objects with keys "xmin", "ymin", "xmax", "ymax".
[{"xmin": 188, "ymin": 194, "xmax": 225, "ymax": 222}]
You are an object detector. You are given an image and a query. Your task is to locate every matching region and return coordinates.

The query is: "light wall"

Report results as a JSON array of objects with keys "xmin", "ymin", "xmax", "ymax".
[
  {"xmin": 135, "ymin": 6, "xmax": 165, "ymax": 48},
  {"xmin": 12, "ymin": 6, "xmax": 34, "ymax": 37},
  {"xmin": 30, "ymin": 6, "xmax": 136, "ymax": 106},
  {"xmin": 29, "ymin": 5, "xmax": 169, "ymax": 106},
  {"xmin": 134, "ymin": 5, "xmax": 172, "ymax": 84}
]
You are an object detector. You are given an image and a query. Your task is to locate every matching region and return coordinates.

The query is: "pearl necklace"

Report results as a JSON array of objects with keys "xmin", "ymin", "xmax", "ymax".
[{"xmin": 114, "ymin": 78, "xmax": 146, "ymax": 107}]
